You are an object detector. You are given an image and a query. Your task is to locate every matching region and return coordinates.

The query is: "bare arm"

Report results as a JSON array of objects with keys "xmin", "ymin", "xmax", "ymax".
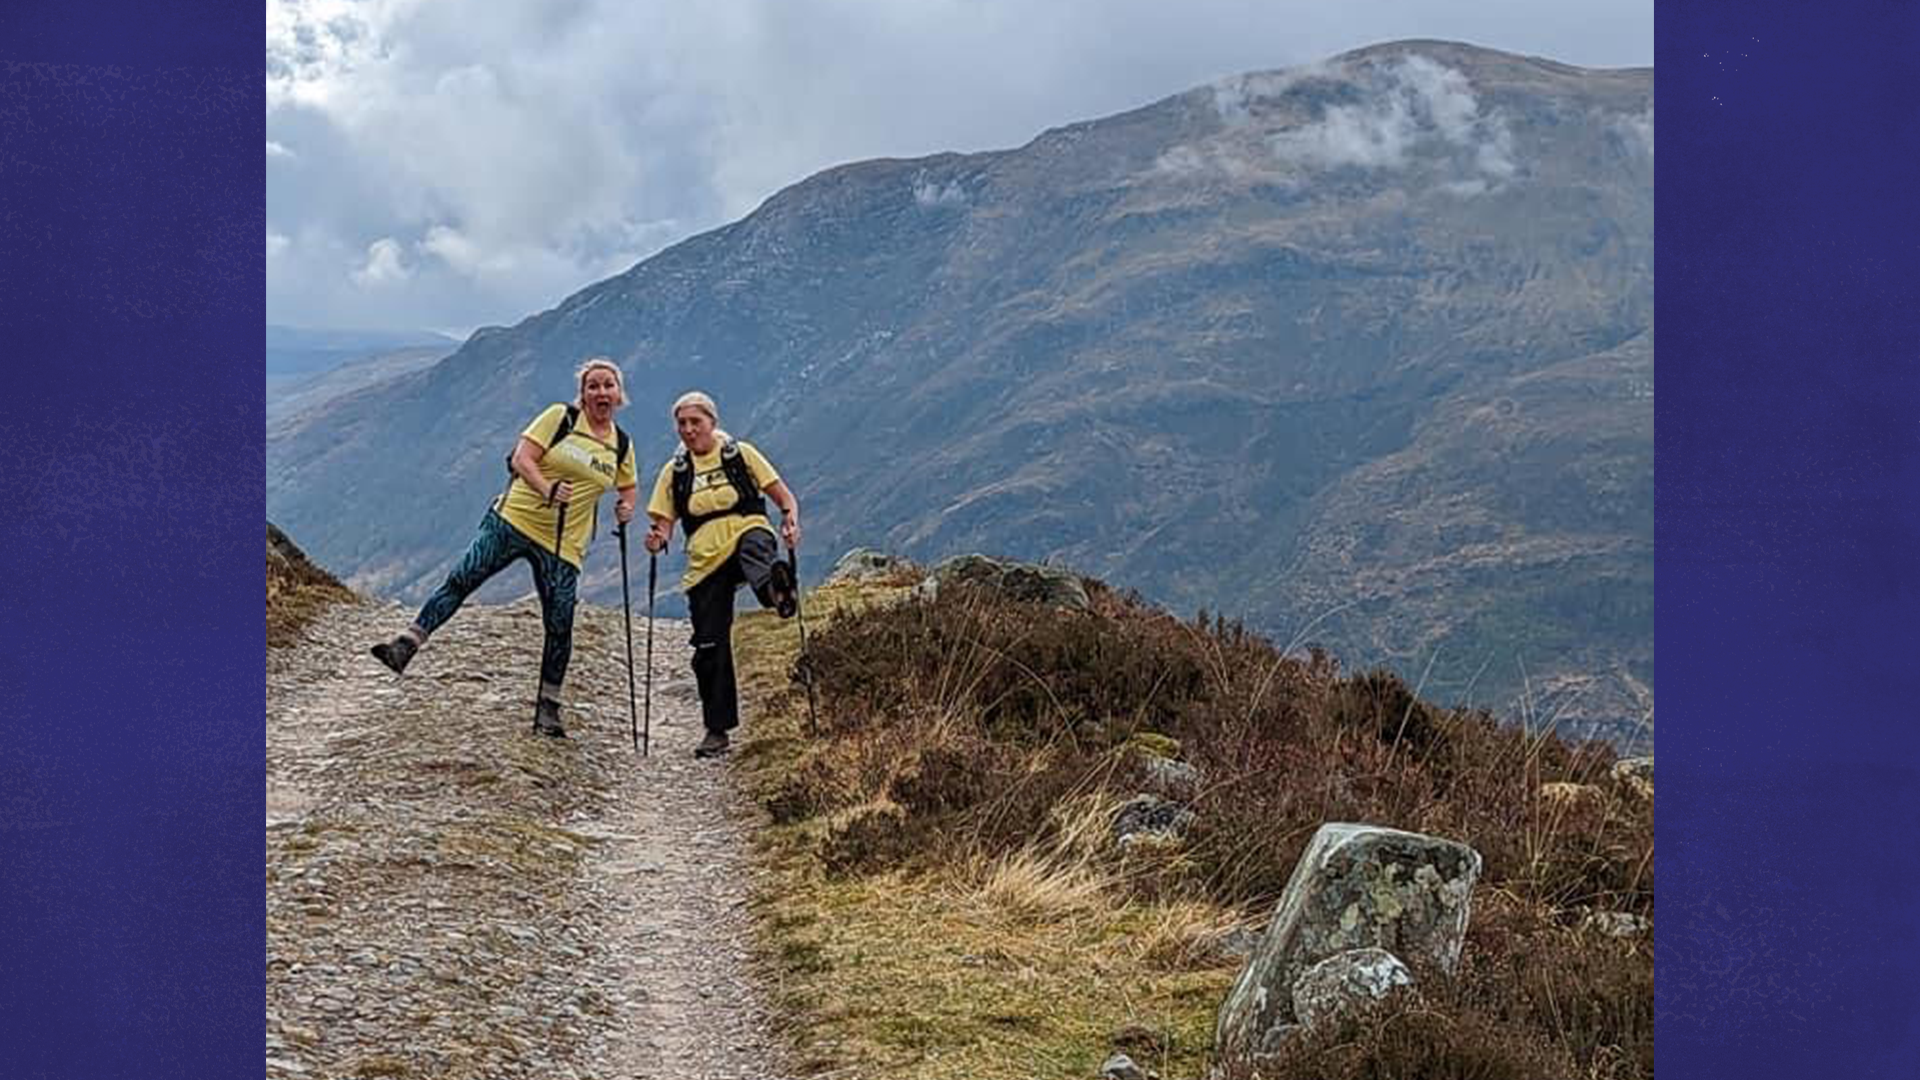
[
  {"xmin": 765, "ymin": 478, "xmax": 800, "ymax": 548},
  {"xmin": 510, "ymin": 436, "xmax": 569, "ymax": 503}
]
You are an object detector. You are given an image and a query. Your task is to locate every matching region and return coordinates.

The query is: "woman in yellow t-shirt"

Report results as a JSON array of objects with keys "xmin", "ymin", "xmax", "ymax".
[
  {"xmin": 369, "ymin": 358, "xmax": 639, "ymax": 739},
  {"xmin": 643, "ymin": 391, "xmax": 801, "ymax": 758}
]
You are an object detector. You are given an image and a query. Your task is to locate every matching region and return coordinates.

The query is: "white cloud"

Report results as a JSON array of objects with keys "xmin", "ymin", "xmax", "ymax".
[
  {"xmin": 266, "ymin": 0, "xmax": 1648, "ymax": 330},
  {"xmin": 351, "ymin": 237, "xmax": 412, "ymax": 287},
  {"xmin": 1268, "ymin": 55, "xmax": 1518, "ymax": 184},
  {"xmin": 912, "ymin": 175, "xmax": 967, "ymax": 207},
  {"xmin": 267, "ymin": 230, "xmax": 291, "ymax": 258},
  {"xmin": 1612, "ymin": 106, "xmax": 1654, "ymax": 157},
  {"xmin": 1210, "ymin": 65, "xmax": 1328, "ymax": 125}
]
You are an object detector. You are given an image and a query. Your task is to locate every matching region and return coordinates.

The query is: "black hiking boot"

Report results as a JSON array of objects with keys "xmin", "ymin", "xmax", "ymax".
[
  {"xmin": 766, "ymin": 557, "xmax": 798, "ymax": 619},
  {"xmin": 370, "ymin": 634, "xmax": 418, "ymax": 674},
  {"xmin": 533, "ymin": 697, "xmax": 568, "ymax": 739},
  {"xmin": 694, "ymin": 729, "xmax": 730, "ymax": 758}
]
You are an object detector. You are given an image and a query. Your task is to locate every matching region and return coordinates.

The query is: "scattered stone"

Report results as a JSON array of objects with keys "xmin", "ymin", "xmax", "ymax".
[
  {"xmin": 1111, "ymin": 794, "xmax": 1195, "ymax": 846},
  {"xmin": 1583, "ymin": 910, "xmax": 1652, "ymax": 938},
  {"xmin": 1125, "ymin": 732, "xmax": 1182, "ymax": 760},
  {"xmin": 1612, "ymin": 756, "xmax": 1654, "ymax": 798},
  {"xmin": 1100, "ymin": 1051, "xmax": 1148, "ymax": 1080},
  {"xmin": 825, "ymin": 547, "xmax": 915, "ymax": 585},
  {"xmin": 1140, "ymin": 756, "xmax": 1203, "ymax": 801},
  {"xmin": 1215, "ymin": 823, "xmax": 1482, "ymax": 1065},
  {"xmin": 1290, "ymin": 947, "xmax": 1416, "ymax": 1027},
  {"xmin": 915, "ymin": 553, "xmax": 1092, "ymax": 611}
]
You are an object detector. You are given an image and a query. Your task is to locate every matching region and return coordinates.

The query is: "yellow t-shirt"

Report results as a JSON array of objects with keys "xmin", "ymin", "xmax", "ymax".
[
  {"xmin": 646, "ymin": 437, "xmax": 781, "ymax": 590},
  {"xmin": 497, "ymin": 403, "xmax": 638, "ymax": 569}
]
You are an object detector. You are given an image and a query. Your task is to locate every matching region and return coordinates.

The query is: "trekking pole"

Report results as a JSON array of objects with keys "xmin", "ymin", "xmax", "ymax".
[
  {"xmin": 541, "ymin": 496, "xmax": 568, "ymax": 734},
  {"xmin": 790, "ymin": 545, "xmax": 819, "ymax": 737},
  {"xmin": 615, "ymin": 522, "xmax": 640, "ymax": 753},
  {"xmin": 643, "ymin": 540, "xmax": 659, "ymax": 757}
]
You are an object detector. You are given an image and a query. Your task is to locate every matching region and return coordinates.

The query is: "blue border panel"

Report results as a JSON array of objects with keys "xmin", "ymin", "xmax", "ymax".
[
  {"xmin": 1658, "ymin": 0, "xmax": 1920, "ymax": 1076},
  {"xmin": 0, "ymin": 3, "xmax": 264, "ymax": 1078}
]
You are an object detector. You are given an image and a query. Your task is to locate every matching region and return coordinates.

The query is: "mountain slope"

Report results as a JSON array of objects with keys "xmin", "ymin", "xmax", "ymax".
[
  {"xmin": 267, "ymin": 40, "xmax": 1653, "ymax": 745},
  {"xmin": 266, "ymin": 325, "xmax": 456, "ymax": 379}
]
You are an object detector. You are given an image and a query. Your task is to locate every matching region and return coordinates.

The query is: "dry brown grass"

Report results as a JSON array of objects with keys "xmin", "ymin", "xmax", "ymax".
[
  {"xmin": 267, "ymin": 522, "xmax": 353, "ymax": 648},
  {"xmin": 731, "ymin": 571, "xmax": 1653, "ymax": 1080}
]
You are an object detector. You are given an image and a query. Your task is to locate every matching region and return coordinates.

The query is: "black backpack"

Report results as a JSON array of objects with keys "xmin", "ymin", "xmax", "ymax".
[
  {"xmin": 670, "ymin": 436, "xmax": 765, "ymax": 539},
  {"xmin": 500, "ymin": 403, "xmax": 630, "ymax": 509}
]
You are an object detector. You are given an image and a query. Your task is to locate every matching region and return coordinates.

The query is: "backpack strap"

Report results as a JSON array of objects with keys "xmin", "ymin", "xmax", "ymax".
[
  {"xmin": 501, "ymin": 404, "xmax": 580, "ymax": 507},
  {"xmin": 672, "ymin": 436, "xmax": 766, "ymax": 540}
]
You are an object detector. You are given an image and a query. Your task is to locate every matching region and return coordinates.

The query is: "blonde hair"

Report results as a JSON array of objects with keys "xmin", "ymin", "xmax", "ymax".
[
  {"xmin": 574, "ymin": 357, "xmax": 627, "ymax": 409},
  {"xmin": 672, "ymin": 390, "xmax": 718, "ymax": 424}
]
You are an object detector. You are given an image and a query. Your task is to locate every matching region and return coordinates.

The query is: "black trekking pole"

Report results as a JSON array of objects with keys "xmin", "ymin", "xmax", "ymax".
[
  {"xmin": 790, "ymin": 545, "xmax": 819, "ymax": 737},
  {"xmin": 615, "ymin": 522, "xmax": 640, "ymax": 753},
  {"xmin": 643, "ymin": 540, "xmax": 659, "ymax": 757},
  {"xmin": 537, "ymin": 499, "xmax": 568, "ymax": 734}
]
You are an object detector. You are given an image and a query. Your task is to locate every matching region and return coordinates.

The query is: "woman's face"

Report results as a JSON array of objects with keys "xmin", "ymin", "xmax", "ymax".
[
  {"xmin": 676, "ymin": 406, "xmax": 715, "ymax": 451},
  {"xmin": 583, "ymin": 369, "xmax": 621, "ymax": 417}
]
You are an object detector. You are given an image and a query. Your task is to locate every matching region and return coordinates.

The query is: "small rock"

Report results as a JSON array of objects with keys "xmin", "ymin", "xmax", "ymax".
[
  {"xmin": 1612, "ymin": 756, "xmax": 1654, "ymax": 798},
  {"xmin": 1101, "ymin": 1051, "xmax": 1148, "ymax": 1080},
  {"xmin": 917, "ymin": 553, "xmax": 1092, "ymax": 611},
  {"xmin": 1111, "ymin": 794, "xmax": 1194, "ymax": 846},
  {"xmin": 1582, "ymin": 910, "xmax": 1651, "ymax": 938},
  {"xmin": 826, "ymin": 547, "xmax": 914, "ymax": 585},
  {"xmin": 1141, "ymin": 756, "xmax": 1202, "ymax": 800}
]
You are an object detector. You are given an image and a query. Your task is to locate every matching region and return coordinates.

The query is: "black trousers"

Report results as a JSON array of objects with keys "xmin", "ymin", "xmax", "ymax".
[{"xmin": 686, "ymin": 527, "xmax": 781, "ymax": 734}]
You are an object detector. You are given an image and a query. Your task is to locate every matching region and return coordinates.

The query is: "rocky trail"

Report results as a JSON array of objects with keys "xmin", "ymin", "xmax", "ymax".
[{"xmin": 266, "ymin": 595, "xmax": 794, "ymax": 1080}]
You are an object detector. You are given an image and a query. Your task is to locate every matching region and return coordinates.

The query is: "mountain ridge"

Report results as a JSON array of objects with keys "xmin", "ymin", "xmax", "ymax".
[{"xmin": 267, "ymin": 39, "xmax": 1652, "ymax": 746}]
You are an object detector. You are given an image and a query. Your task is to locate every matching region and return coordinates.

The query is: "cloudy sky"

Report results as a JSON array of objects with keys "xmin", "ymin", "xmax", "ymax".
[{"xmin": 266, "ymin": 0, "xmax": 1651, "ymax": 337}]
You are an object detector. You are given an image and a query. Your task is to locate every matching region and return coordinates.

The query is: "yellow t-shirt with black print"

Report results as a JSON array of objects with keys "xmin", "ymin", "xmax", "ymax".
[
  {"xmin": 497, "ymin": 403, "xmax": 638, "ymax": 569},
  {"xmin": 646, "ymin": 438, "xmax": 781, "ymax": 590}
]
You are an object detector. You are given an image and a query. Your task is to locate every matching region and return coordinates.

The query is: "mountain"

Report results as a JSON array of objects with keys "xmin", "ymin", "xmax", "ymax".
[
  {"xmin": 268, "ymin": 345, "xmax": 450, "ymax": 431},
  {"xmin": 267, "ymin": 40, "xmax": 1653, "ymax": 747},
  {"xmin": 266, "ymin": 325, "xmax": 457, "ymax": 379}
]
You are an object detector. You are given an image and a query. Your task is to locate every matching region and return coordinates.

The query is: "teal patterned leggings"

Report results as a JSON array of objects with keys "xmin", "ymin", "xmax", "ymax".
[{"xmin": 411, "ymin": 509, "xmax": 578, "ymax": 700}]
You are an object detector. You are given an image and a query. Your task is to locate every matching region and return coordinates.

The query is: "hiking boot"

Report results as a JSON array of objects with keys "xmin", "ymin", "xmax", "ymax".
[
  {"xmin": 533, "ymin": 697, "xmax": 568, "ymax": 739},
  {"xmin": 694, "ymin": 730, "xmax": 730, "ymax": 758},
  {"xmin": 370, "ymin": 634, "xmax": 418, "ymax": 674},
  {"xmin": 767, "ymin": 558, "xmax": 799, "ymax": 619}
]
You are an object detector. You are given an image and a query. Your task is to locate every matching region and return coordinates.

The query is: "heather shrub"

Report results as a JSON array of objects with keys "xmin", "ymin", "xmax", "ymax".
[{"xmin": 767, "ymin": 573, "xmax": 1653, "ymax": 1078}]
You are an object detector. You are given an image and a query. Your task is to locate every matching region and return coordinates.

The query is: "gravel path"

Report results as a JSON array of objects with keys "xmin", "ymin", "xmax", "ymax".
[{"xmin": 267, "ymin": 595, "xmax": 793, "ymax": 1080}]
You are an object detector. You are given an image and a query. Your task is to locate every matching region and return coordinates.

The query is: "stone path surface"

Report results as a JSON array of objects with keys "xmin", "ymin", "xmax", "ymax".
[{"xmin": 267, "ymin": 595, "xmax": 793, "ymax": 1080}]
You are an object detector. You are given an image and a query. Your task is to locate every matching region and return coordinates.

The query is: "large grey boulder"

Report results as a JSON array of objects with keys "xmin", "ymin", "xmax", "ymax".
[
  {"xmin": 826, "ymin": 547, "xmax": 914, "ymax": 585},
  {"xmin": 1290, "ymin": 947, "xmax": 1415, "ymax": 1027},
  {"xmin": 915, "ymin": 554, "xmax": 1091, "ymax": 611},
  {"xmin": 1215, "ymin": 823, "xmax": 1482, "ymax": 1064}
]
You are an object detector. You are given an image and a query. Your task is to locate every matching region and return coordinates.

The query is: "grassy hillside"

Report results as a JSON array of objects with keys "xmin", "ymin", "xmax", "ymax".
[
  {"xmin": 730, "ymin": 567, "xmax": 1653, "ymax": 1079},
  {"xmin": 268, "ymin": 522, "xmax": 353, "ymax": 648}
]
